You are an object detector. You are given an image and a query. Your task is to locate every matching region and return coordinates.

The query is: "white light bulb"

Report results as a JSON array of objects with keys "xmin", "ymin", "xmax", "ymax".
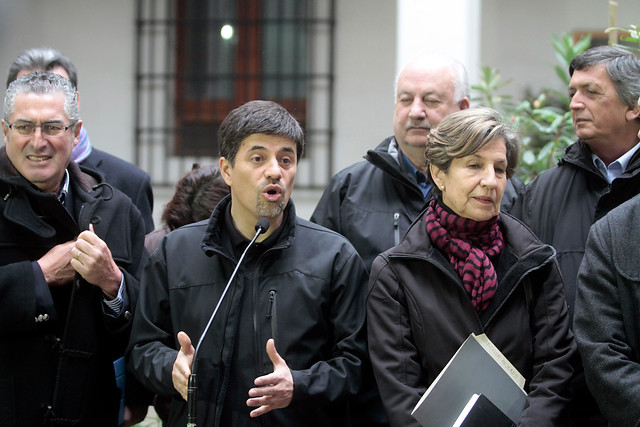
[{"xmin": 221, "ymin": 24, "xmax": 234, "ymax": 40}]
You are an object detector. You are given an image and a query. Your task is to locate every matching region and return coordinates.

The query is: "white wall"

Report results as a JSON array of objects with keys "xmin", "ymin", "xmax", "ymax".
[
  {"xmin": 332, "ymin": 0, "xmax": 398, "ymax": 172},
  {"xmin": 397, "ymin": 0, "xmax": 481, "ymax": 88}
]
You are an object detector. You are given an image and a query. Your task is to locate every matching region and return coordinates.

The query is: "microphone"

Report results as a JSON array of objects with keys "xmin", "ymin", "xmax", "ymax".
[{"xmin": 187, "ymin": 218, "xmax": 270, "ymax": 426}]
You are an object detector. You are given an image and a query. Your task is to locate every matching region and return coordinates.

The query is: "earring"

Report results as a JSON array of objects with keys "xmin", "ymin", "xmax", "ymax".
[{"xmin": 440, "ymin": 185, "xmax": 445, "ymax": 190}]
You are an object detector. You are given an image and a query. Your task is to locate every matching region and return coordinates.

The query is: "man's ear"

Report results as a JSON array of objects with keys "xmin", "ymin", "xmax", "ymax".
[
  {"xmin": 626, "ymin": 102, "xmax": 640, "ymax": 122},
  {"xmin": 73, "ymin": 120, "xmax": 83, "ymax": 146},
  {"xmin": 458, "ymin": 97, "xmax": 470, "ymax": 111},
  {"xmin": 219, "ymin": 156, "xmax": 233, "ymax": 186},
  {"xmin": 1, "ymin": 120, "xmax": 8, "ymax": 144}
]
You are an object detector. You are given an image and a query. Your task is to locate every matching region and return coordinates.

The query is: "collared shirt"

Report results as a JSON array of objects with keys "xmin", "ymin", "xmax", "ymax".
[
  {"xmin": 592, "ymin": 141, "xmax": 640, "ymax": 183},
  {"xmin": 57, "ymin": 169, "xmax": 70, "ymax": 203},
  {"xmin": 400, "ymin": 149, "xmax": 432, "ymax": 200}
]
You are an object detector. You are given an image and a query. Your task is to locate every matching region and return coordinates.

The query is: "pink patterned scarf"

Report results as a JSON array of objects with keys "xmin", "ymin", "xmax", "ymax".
[{"xmin": 425, "ymin": 199, "xmax": 504, "ymax": 312}]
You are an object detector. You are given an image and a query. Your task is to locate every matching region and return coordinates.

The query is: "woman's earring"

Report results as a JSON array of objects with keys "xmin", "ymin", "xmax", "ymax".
[{"xmin": 440, "ymin": 185, "xmax": 445, "ymax": 190}]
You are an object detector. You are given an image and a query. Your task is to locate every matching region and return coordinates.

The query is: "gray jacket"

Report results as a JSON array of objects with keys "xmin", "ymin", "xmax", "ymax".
[{"xmin": 574, "ymin": 194, "xmax": 640, "ymax": 427}]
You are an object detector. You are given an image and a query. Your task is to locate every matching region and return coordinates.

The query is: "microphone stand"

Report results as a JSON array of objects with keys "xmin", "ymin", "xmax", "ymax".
[{"xmin": 186, "ymin": 218, "xmax": 270, "ymax": 427}]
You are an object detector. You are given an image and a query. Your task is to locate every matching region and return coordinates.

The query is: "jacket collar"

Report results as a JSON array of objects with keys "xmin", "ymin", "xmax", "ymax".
[
  {"xmin": 0, "ymin": 147, "xmax": 104, "ymax": 238},
  {"xmin": 201, "ymin": 194, "xmax": 297, "ymax": 257},
  {"xmin": 365, "ymin": 136, "xmax": 424, "ymax": 188},
  {"xmin": 391, "ymin": 207, "xmax": 556, "ymax": 277},
  {"xmin": 389, "ymin": 208, "xmax": 557, "ymax": 325},
  {"xmin": 561, "ymin": 140, "xmax": 640, "ymax": 179}
]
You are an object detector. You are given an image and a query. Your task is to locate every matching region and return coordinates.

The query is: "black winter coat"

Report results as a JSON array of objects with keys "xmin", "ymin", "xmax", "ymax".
[
  {"xmin": 127, "ymin": 197, "xmax": 368, "ymax": 427},
  {"xmin": 82, "ymin": 147, "xmax": 155, "ymax": 234},
  {"xmin": 511, "ymin": 141, "xmax": 640, "ymax": 319},
  {"xmin": 0, "ymin": 149, "xmax": 146, "ymax": 427},
  {"xmin": 367, "ymin": 209, "xmax": 576, "ymax": 427},
  {"xmin": 311, "ymin": 137, "xmax": 524, "ymax": 272}
]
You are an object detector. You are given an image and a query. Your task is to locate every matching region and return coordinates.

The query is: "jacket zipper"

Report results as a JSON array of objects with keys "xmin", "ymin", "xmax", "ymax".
[
  {"xmin": 393, "ymin": 212, "xmax": 400, "ymax": 246},
  {"xmin": 266, "ymin": 290, "xmax": 278, "ymax": 343}
]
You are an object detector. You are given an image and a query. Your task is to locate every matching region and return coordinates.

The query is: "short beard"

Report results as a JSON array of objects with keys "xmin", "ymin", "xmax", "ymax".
[
  {"xmin": 256, "ymin": 198, "xmax": 285, "ymax": 217},
  {"xmin": 256, "ymin": 181, "xmax": 286, "ymax": 217}
]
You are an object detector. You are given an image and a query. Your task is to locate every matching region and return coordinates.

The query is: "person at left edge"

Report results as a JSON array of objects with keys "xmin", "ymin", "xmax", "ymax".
[
  {"xmin": 0, "ymin": 72, "xmax": 146, "ymax": 426},
  {"xmin": 127, "ymin": 100, "xmax": 368, "ymax": 426}
]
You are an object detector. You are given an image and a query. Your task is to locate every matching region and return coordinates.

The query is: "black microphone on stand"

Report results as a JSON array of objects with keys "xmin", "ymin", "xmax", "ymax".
[{"xmin": 186, "ymin": 217, "xmax": 271, "ymax": 427}]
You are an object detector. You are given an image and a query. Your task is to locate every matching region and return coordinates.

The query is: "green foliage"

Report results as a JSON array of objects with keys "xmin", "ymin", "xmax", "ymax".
[
  {"xmin": 607, "ymin": 24, "xmax": 640, "ymax": 54},
  {"xmin": 472, "ymin": 33, "xmax": 591, "ymax": 183}
]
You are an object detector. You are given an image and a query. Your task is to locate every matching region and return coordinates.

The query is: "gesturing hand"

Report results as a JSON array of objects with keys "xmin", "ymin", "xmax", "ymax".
[
  {"xmin": 172, "ymin": 331, "xmax": 195, "ymax": 401},
  {"xmin": 70, "ymin": 223, "xmax": 122, "ymax": 299},
  {"xmin": 247, "ymin": 338, "xmax": 294, "ymax": 417},
  {"xmin": 37, "ymin": 240, "xmax": 77, "ymax": 286}
]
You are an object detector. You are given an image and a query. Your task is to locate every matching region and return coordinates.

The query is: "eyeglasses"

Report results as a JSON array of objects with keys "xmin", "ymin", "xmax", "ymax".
[{"xmin": 7, "ymin": 121, "xmax": 75, "ymax": 137}]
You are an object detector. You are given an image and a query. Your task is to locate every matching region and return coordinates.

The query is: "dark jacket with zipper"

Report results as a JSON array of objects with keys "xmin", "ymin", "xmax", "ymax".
[
  {"xmin": 511, "ymin": 140, "xmax": 640, "ymax": 319},
  {"xmin": 512, "ymin": 140, "xmax": 640, "ymax": 426},
  {"xmin": 367, "ymin": 208, "xmax": 576, "ymax": 427},
  {"xmin": 0, "ymin": 148, "xmax": 146, "ymax": 426},
  {"xmin": 127, "ymin": 196, "xmax": 368, "ymax": 426},
  {"xmin": 311, "ymin": 136, "xmax": 523, "ymax": 273}
]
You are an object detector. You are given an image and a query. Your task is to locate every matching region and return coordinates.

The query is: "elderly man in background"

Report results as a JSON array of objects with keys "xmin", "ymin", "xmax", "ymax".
[{"xmin": 311, "ymin": 52, "xmax": 522, "ymax": 273}]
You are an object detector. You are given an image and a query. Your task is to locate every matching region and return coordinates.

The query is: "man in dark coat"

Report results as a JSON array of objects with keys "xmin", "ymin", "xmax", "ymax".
[
  {"xmin": 574, "ymin": 193, "xmax": 640, "ymax": 426},
  {"xmin": 511, "ymin": 45, "xmax": 640, "ymax": 426},
  {"xmin": 0, "ymin": 72, "xmax": 146, "ymax": 426},
  {"xmin": 7, "ymin": 47, "xmax": 155, "ymax": 233},
  {"xmin": 127, "ymin": 100, "xmax": 368, "ymax": 426}
]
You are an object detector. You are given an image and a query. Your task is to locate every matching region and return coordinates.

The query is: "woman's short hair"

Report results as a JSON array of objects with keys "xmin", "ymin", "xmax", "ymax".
[
  {"xmin": 425, "ymin": 107, "xmax": 520, "ymax": 198},
  {"xmin": 162, "ymin": 163, "xmax": 229, "ymax": 231}
]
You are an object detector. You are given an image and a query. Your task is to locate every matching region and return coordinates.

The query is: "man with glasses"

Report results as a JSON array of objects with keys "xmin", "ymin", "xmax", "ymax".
[
  {"xmin": 0, "ymin": 72, "xmax": 146, "ymax": 426},
  {"xmin": 7, "ymin": 47, "xmax": 155, "ymax": 234}
]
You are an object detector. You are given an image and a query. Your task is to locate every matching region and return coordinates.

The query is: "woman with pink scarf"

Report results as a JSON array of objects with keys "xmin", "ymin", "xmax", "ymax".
[{"xmin": 367, "ymin": 107, "xmax": 576, "ymax": 427}]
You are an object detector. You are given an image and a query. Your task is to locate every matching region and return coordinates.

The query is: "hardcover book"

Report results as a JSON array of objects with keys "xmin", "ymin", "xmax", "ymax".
[
  {"xmin": 452, "ymin": 393, "xmax": 517, "ymax": 427},
  {"xmin": 411, "ymin": 333, "xmax": 527, "ymax": 427}
]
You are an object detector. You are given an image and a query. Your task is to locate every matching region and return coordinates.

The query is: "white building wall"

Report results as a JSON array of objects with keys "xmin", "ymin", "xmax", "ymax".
[{"xmin": 396, "ymin": 0, "xmax": 481, "ymax": 90}]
